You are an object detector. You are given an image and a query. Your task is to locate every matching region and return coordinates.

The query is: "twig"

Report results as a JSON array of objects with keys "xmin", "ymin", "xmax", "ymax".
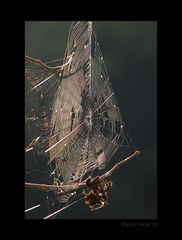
[
  {"xmin": 25, "ymin": 54, "xmax": 72, "ymax": 70},
  {"xmin": 25, "ymin": 150, "xmax": 140, "ymax": 191}
]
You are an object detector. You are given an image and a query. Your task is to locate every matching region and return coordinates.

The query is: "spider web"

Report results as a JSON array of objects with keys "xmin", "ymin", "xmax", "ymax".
[
  {"xmin": 25, "ymin": 21, "xmax": 135, "ymax": 219},
  {"xmin": 47, "ymin": 21, "xmax": 133, "ymax": 185},
  {"xmin": 25, "ymin": 58, "xmax": 63, "ymax": 156}
]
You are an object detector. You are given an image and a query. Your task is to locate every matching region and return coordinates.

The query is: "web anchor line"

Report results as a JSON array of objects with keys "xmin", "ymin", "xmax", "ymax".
[
  {"xmin": 44, "ymin": 196, "xmax": 85, "ymax": 219},
  {"xmin": 25, "ymin": 72, "xmax": 57, "ymax": 95},
  {"xmin": 25, "ymin": 204, "xmax": 41, "ymax": 213},
  {"xmin": 45, "ymin": 121, "xmax": 85, "ymax": 153},
  {"xmin": 93, "ymin": 92, "xmax": 114, "ymax": 113}
]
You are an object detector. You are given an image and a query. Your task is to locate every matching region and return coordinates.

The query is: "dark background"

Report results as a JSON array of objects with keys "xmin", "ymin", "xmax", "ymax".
[{"xmin": 25, "ymin": 21, "xmax": 157, "ymax": 219}]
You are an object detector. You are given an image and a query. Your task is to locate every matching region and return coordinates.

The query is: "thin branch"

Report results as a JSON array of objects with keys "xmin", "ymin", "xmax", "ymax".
[
  {"xmin": 100, "ymin": 150, "xmax": 140, "ymax": 181},
  {"xmin": 25, "ymin": 150, "xmax": 140, "ymax": 191},
  {"xmin": 25, "ymin": 54, "xmax": 72, "ymax": 71},
  {"xmin": 25, "ymin": 182, "xmax": 84, "ymax": 192}
]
